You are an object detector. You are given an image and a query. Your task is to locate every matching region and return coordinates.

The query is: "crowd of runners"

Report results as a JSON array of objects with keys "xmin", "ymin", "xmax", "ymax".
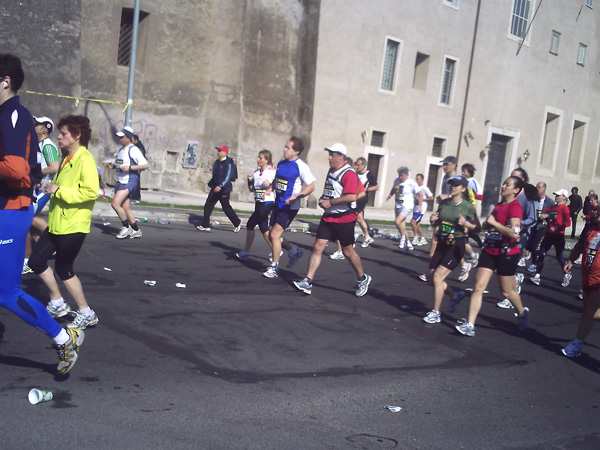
[{"xmin": 2, "ymin": 53, "xmax": 599, "ymax": 380}]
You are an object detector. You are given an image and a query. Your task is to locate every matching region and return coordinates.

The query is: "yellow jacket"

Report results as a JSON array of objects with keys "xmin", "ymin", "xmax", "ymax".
[{"xmin": 48, "ymin": 146, "xmax": 99, "ymax": 235}]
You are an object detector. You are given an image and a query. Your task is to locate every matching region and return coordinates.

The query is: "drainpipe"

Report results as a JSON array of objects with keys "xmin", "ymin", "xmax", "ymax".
[
  {"xmin": 456, "ymin": 0, "xmax": 482, "ymax": 160},
  {"xmin": 124, "ymin": 0, "xmax": 141, "ymax": 126}
]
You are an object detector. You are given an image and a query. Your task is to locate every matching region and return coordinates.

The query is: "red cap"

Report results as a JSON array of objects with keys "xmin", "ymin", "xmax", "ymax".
[{"xmin": 215, "ymin": 145, "xmax": 229, "ymax": 154}]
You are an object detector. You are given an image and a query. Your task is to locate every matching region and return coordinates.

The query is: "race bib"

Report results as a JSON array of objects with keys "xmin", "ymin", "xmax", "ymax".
[
  {"xmin": 254, "ymin": 189, "xmax": 266, "ymax": 201},
  {"xmin": 276, "ymin": 177, "xmax": 288, "ymax": 194},
  {"xmin": 395, "ymin": 193, "xmax": 404, "ymax": 204},
  {"xmin": 322, "ymin": 181, "xmax": 334, "ymax": 200}
]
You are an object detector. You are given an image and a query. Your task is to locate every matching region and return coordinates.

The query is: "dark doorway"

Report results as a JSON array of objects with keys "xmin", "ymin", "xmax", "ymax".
[
  {"xmin": 366, "ymin": 154, "xmax": 382, "ymax": 207},
  {"xmin": 426, "ymin": 164, "xmax": 440, "ymax": 212},
  {"xmin": 481, "ymin": 134, "xmax": 511, "ymax": 217}
]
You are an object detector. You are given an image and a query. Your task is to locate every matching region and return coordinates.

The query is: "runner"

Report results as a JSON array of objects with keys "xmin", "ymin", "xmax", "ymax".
[
  {"xmin": 422, "ymin": 175, "xmax": 479, "ymax": 324},
  {"xmin": 529, "ymin": 189, "xmax": 571, "ymax": 287},
  {"xmin": 0, "ymin": 53, "xmax": 83, "ymax": 374},
  {"xmin": 293, "ymin": 143, "xmax": 371, "ymax": 297},
  {"xmin": 353, "ymin": 157, "xmax": 379, "ymax": 248},
  {"xmin": 236, "ymin": 149, "xmax": 276, "ymax": 260},
  {"xmin": 262, "ymin": 137, "xmax": 315, "ymax": 278},
  {"xmin": 455, "ymin": 176, "xmax": 530, "ymax": 337},
  {"xmin": 107, "ymin": 126, "xmax": 149, "ymax": 239},
  {"xmin": 412, "ymin": 173, "xmax": 433, "ymax": 246},
  {"xmin": 561, "ymin": 210, "xmax": 600, "ymax": 357},
  {"xmin": 29, "ymin": 115, "xmax": 100, "ymax": 329},
  {"xmin": 386, "ymin": 166, "xmax": 422, "ymax": 254}
]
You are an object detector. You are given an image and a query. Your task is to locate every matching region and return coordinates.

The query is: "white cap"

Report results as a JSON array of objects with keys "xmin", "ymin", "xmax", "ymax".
[
  {"xmin": 33, "ymin": 116, "xmax": 54, "ymax": 133},
  {"xmin": 324, "ymin": 143, "xmax": 347, "ymax": 156},
  {"xmin": 553, "ymin": 189, "xmax": 569, "ymax": 198}
]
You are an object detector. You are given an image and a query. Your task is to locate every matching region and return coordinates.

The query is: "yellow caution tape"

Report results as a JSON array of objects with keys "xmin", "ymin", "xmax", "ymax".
[{"xmin": 22, "ymin": 90, "xmax": 132, "ymax": 113}]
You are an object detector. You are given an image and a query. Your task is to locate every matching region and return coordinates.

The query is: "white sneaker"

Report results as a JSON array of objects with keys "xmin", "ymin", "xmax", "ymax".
[
  {"xmin": 412, "ymin": 236, "xmax": 420, "ymax": 246},
  {"xmin": 458, "ymin": 262, "xmax": 472, "ymax": 282},
  {"xmin": 116, "ymin": 226, "xmax": 132, "ymax": 239},
  {"xmin": 562, "ymin": 273, "xmax": 572, "ymax": 287},
  {"xmin": 399, "ymin": 239, "xmax": 406, "ymax": 249},
  {"xmin": 423, "ymin": 310, "xmax": 441, "ymax": 324},
  {"xmin": 574, "ymin": 257, "xmax": 582, "ymax": 265},
  {"xmin": 530, "ymin": 274, "xmax": 541, "ymax": 286},
  {"xmin": 361, "ymin": 236, "xmax": 374, "ymax": 248},
  {"xmin": 233, "ymin": 223, "xmax": 242, "ymax": 233},
  {"xmin": 517, "ymin": 257, "xmax": 527, "ymax": 267},
  {"xmin": 515, "ymin": 273, "xmax": 524, "ymax": 294},
  {"xmin": 418, "ymin": 237, "xmax": 427, "ymax": 246},
  {"xmin": 467, "ymin": 253, "xmax": 479, "ymax": 267},
  {"xmin": 263, "ymin": 265, "xmax": 279, "ymax": 278},
  {"xmin": 329, "ymin": 250, "xmax": 345, "ymax": 260},
  {"xmin": 496, "ymin": 298, "xmax": 514, "ymax": 309},
  {"xmin": 129, "ymin": 229, "xmax": 142, "ymax": 239},
  {"xmin": 196, "ymin": 225, "xmax": 211, "ymax": 232}
]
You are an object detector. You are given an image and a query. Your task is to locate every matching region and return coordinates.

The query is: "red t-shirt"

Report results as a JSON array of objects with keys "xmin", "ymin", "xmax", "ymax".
[
  {"xmin": 485, "ymin": 199, "xmax": 523, "ymax": 256},
  {"xmin": 323, "ymin": 170, "xmax": 363, "ymax": 224},
  {"xmin": 546, "ymin": 203, "xmax": 571, "ymax": 235},
  {"xmin": 581, "ymin": 225, "xmax": 600, "ymax": 291}
]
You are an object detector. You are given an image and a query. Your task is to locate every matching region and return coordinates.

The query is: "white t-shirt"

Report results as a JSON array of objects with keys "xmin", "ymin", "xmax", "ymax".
[
  {"xmin": 114, "ymin": 144, "xmax": 148, "ymax": 184},
  {"xmin": 419, "ymin": 185, "xmax": 433, "ymax": 214},
  {"xmin": 393, "ymin": 177, "xmax": 420, "ymax": 210},
  {"xmin": 253, "ymin": 166, "xmax": 276, "ymax": 203}
]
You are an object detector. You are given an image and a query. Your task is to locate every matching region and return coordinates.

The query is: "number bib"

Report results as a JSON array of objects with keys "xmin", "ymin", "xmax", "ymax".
[
  {"xmin": 322, "ymin": 180, "xmax": 335, "ymax": 200},
  {"xmin": 254, "ymin": 189, "xmax": 266, "ymax": 201},
  {"xmin": 275, "ymin": 177, "xmax": 288, "ymax": 194}
]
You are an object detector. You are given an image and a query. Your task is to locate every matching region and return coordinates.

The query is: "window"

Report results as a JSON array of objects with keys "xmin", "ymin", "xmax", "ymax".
[
  {"xmin": 413, "ymin": 52, "xmax": 430, "ymax": 90},
  {"xmin": 550, "ymin": 31, "xmax": 560, "ymax": 55},
  {"xmin": 380, "ymin": 38, "xmax": 400, "ymax": 91},
  {"xmin": 432, "ymin": 137, "xmax": 445, "ymax": 157},
  {"xmin": 586, "ymin": 0, "xmax": 593, "ymax": 8},
  {"xmin": 577, "ymin": 43, "xmax": 587, "ymax": 66},
  {"xmin": 370, "ymin": 131, "xmax": 386, "ymax": 147},
  {"xmin": 510, "ymin": 0, "xmax": 531, "ymax": 39},
  {"xmin": 443, "ymin": 0, "xmax": 459, "ymax": 9},
  {"xmin": 117, "ymin": 8, "xmax": 150, "ymax": 66},
  {"xmin": 568, "ymin": 120, "xmax": 586, "ymax": 174},
  {"xmin": 540, "ymin": 112, "xmax": 560, "ymax": 170},
  {"xmin": 439, "ymin": 57, "xmax": 457, "ymax": 106}
]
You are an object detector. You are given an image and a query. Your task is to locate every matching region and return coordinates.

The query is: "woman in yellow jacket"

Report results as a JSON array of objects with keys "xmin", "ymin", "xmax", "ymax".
[{"xmin": 29, "ymin": 115, "xmax": 100, "ymax": 329}]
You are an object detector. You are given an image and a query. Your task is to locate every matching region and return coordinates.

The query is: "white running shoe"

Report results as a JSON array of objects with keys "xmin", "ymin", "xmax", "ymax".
[
  {"xmin": 116, "ymin": 226, "xmax": 133, "ymax": 239},
  {"xmin": 412, "ymin": 236, "xmax": 420, "ymax": 246},
  {"xmin": 361, "ymin": 237, "xmax": 374, "ymax": 248},
  {"xmin": 515, "ymin": 273, "xmax": 524, "ymax": 294},
  {"xmin": 458, "ymin": 262, "xmax": 472, "ymax": 282},
  {"xmin": 263, "ymin": 265, "xmax": 279, "ymax": 278},
  {"xmin": 329, "ymin": 250, "xmax": 345, "ymax": 260},
  {"xmin": 562, "ymin": 273, "xmax": 572, "ymax": 287},
  {"xmin": 496, "ymin": 298, "xmax": 514, "ymax": 309},
  {"xmin": 530, "ymin": 274, "xmax": 541, "ymax": 286},
  {"xmin": 129, "ymin": 229, "xmax": 142, "ymax": 239},
  {"xmin": 517, "ymin": 257, "xmax": 527, "ymax": 267},
  {"xmin": 423, "ymin": 310, "xmax": 441, "ymax": 324},
  {"xmin": 196, "ymin": 225, "xmax": 211, "ymax": 232},
  {"xmin": 418, "ymin": 237, "xmax": 427, "ymax": 246}
]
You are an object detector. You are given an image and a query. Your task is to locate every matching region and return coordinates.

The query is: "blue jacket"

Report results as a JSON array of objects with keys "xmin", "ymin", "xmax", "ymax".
[{"xmin": 209, "ymin": 156, "xmax": 235, "ymax": 194}]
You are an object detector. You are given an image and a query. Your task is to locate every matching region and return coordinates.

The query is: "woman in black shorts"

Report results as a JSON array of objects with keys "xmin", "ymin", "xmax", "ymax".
[
  {"xmin": 455, "ymin": 176, "xmax": 530, "ymax": 337},
  {"xmin": 423, "ymin": 175, "xmax": 479, "ymax": 324}
]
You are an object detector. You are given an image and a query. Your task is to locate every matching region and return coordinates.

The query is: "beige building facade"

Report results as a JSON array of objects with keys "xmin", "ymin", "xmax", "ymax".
[
  {"xmin": 2, "ymin": 0, "xmax": 598, "ymax": 213},
  {"xmin": 309, "ymin": 0, "xmax": 599, "ymax": 215}
]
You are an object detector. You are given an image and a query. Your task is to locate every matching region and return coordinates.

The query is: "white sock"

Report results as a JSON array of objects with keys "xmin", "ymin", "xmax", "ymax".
[
  {"xmin": 79, "ymin": 307, "xmax": 92, "ymax": 316},
  {"xmin": 50, "ymin": 298, "xmax": 65, "ymax": 307},
  {"xmin": 53, "ymin": 328, "xmax": 69, "ymax": 345}
]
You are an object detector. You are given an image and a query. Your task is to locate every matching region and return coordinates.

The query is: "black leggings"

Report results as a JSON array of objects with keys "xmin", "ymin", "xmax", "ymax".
[
  {"xmin": 534, "ymin": 233, "xmax": 566, "ymax": 275},
  {"xmin": 202, "ymin": 189, "xmax": 241, "ymax": 228},
  {"xmin": 29, "ymin": 230, "xmax": 87, "ymax": 281}
]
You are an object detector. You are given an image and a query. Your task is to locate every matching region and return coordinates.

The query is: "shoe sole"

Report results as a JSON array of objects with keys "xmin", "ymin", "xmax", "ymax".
[
  {"xmin": 195, "ymin": 226, "xmax": 211, "ymax": 231},
  {"xmin": 455, "ymin": 326, "xmax": 475, "ymax": 337},
  {"xmin": 263, "ymin": 272, "xmax": 278, "ymax": 278},
  {"xmin": 129, "ymin": 234, "xmax": 142, "ymax": 239},
  {"xmin": 496, "ymin": 303, "xmax": 514, "ymax": 309},
  {"xmin": 67, "ymin": 317, "xmax": 99, "ymax": 330},
  {"xmin": 561, "ymin": 349, "xmax": 581, "ymax": 357},
  {"xmin": 423, "ymin": 317, "xmax": 441, "ymax": 324},
  {"xmin": 58, "ymin": 329, "xmax": 85, "ymax": 375},
  {"xmin": 293, "ymin": 282, "xmax": 312, "ymax": 295},
  {"xmin": 236, "ymin": 254, "xmax": 249, "ymax": 261}
]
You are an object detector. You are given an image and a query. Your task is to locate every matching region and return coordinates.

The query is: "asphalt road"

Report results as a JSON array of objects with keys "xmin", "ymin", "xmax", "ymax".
[{"xmin": 1, "ymin": 214, "xmax": 599, "ymax": 449}]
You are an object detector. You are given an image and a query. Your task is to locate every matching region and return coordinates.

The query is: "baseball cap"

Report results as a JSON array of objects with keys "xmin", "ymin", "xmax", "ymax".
[
  {"xmin": 325, "ymin": 143, "xmax": 347, "ymax": 156},
  {"xmin": 553, "ymin": 189, "xmax": 569, "ymax": 198},
  {"xmin": 441, "ymin": 155, "xmax": 458, "ymax": 165},
  {"xmin": 215, "ymin": 145, "xmax": 229, "ymax": 154},
  {"xmin": 447, "ymin": 174, "xmax": 468, "ymax": 188},
  {"xmin": 116, "ymin": 126, "xmax": 134, "ymax": 140},
  {"xmin": 33, "ymin": 116, "xmax": 54, "ymax": 133}
]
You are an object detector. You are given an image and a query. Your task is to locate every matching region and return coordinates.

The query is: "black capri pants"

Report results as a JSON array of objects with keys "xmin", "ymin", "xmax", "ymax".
[
  {"xmin": 28, "ymin": 229, "xmax": 87, "ymax": 281},
  {"xmin": 246, "ymin": 202, "xmax": 274, "ymax": 234}
]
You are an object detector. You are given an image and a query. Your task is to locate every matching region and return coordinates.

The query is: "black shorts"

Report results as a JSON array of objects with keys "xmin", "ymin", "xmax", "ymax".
[
  {"xmin": 478, "ymin": 250, "xmax": 519, "ymax": 276},
  {"xmin": 269, "ymin": 208, "xmax": 298, "ymax": 230},
  {"xmin": 355, "ymin": 198, "xmax": 368, "ymax": 213},
  {"xmin": 429, "ymin": 237, "xmax": 465, "ymax": 271},
  {"xmin": 315, "ymin": 219, "xmax": 356, "ymax": 247}
]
